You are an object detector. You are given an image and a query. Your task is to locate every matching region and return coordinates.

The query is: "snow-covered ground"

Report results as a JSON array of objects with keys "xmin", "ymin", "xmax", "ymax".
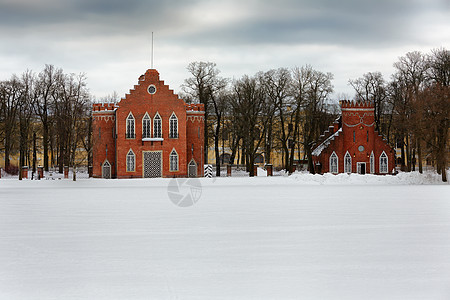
[{"xmin": 0, "ymin": 172, "xmax": 449, "ymax": 299}]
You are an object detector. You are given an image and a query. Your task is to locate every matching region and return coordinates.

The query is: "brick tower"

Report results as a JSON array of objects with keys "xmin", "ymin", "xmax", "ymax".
[
  {"xmin": 312, "ymin": 100, "xmax": 395, "ymax": 174},
  {"xmin": 92, "ymin": 103, "xmax": 117, "ymax": 179}
]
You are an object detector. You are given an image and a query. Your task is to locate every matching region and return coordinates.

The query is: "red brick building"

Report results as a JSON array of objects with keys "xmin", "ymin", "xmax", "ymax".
[
  {"xmin": 92, "ymin": 69, "xmax": 205, "ymax": 178},
  {"xmin": 312, "ymin": 100, "xmax": 395, "ymax": 175}
]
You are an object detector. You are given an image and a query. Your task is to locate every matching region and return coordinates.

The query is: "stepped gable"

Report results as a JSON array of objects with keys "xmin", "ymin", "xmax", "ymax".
[
  {"xmin": 118, "ymin": 69, "xmax": 181, "ymax": 104},
  {"xmin": 312, "ymin": 116, "xmax": 342, "ymax": 156},
  {"xmin": 92, "ymin": 67, "xmax": 205, "ymax": 179}
]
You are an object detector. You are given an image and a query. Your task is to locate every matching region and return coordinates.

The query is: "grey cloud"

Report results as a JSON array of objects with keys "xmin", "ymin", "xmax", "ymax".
[
  {"xmin": 165, "ymin": 0, "xmax": 421, "ymax": 48},
  {"xmin": 1, "ymin": 0, "xmax": 445, "ymax": 48},
  {"xmin": 0, "ymin": 0, "xmax": 447, "ymax": 98},
  {"xmin": 0, "ymin": 0, "xmax": 195, "ymax": 31}
]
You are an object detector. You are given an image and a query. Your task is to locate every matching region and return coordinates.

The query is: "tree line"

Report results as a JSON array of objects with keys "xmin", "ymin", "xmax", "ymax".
[
  {"xmin": 182, "ymin": 48, "xmax": 448, "ymax": 181},
  {"xmin": 1, "ymin": 48, "xmax": 448, "ymax": 181},
  {"xmin": 0, "ymin": 65, "xmax": 91, "ymax": 178}
]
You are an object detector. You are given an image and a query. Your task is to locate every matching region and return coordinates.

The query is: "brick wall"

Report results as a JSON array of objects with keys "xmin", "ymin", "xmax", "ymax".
[
  {"xmin": 92, "ymin": 104, "xmax": 117, "ymax": 178},
  {"xmin": 186, "ymin": 105, "xmax": 205, "ymax": 177},
  {"xmin": 313, "ymin": 101, "xmax": 395, "ymax": 174},
  {"xmin": 93, "ymin": 69, "xmax": 205, "ymax": 178}
]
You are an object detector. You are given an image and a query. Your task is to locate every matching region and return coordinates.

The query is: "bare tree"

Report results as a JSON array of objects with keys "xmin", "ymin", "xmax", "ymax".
[
  {"xmin": 183, "ymin": 62, "xmax": 226, "ymax": 164},
  {"xmin": 210, "ymin": 88, "xmax": 229, "ymax": 176},
  {"xmin": 391, "ymin": 51, "xmax": 428, "ymax": 172},
  {"xmin": 262, "ymin": 68, "xmax": 293, "ymax": 170},
  {"xmin": 349, "ymin": 72, "xmax": 388, "ymax": 134},
  {"xmin": 0, "ymin": 75, "xmax": 22, "ymax": 172},
  {"xmin": 34, "ymin": 64, "xmax": 62, "ymax": 171},
  {"xmin": 297, "ymin": 66, "xmax": 334, "ymax": 174},
  {"xmin": 231, "ymin": 74, "xmax": 276, "ymax": 176},
  {"xmin": 421, "ymin": 48, "xmax": 449, "ymax": 181},
  {"xmin": 52, "ymin": 72, "xmax": 90, "ymax": 172},
  {"xmin": 17, "ymin": 71, "xmax": 36, "ymax": 179},
  {"xmin": 417, "ymin": 84, "xmax": 449, "ymax": 181},
  {"xmin": 427, "ymin": 48, "xmax": 449, "ymax": 87},
  {"xmin": 97, "ymin": 91, "xmax": 120, "ymax": 103}
]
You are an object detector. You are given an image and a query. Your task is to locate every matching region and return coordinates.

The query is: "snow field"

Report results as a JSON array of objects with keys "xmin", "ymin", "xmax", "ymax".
[{"xmin": 0, "ymin": 174, "xmax": 449, "ymax": 299}]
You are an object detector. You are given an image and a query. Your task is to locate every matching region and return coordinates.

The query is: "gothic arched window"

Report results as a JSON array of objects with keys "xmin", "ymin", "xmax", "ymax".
[
  {"xmin": 169, "ymin": 112, "xmax": 178, "ymax": 138},
  {"xmin": 126, "ymin": 112, "xmax": 135, "ymax": 139},
  {"xmin": 126, "ymin": 149, "xmax": 135, "ymax": 172},
  {"xmin": 344, "ymin": 151, "xmax": 352, "ymax": 173},
  {"xmin": 170, "ymin": 149, "xmax": 178, "ymax": 172},
  {"xmin": 142, "ymin": 113, "xmax": 151, "ymax": 139},
  {"xmin": 380, "ymin": 151, "xmax": 388, "ymax": 173},
  {"xmin": 330, "ymin": 152, "xmax": 338, "ymax": 174},
  {"xmin": 153, "ymin": 113, "xmax": 162, "ymax": 138}
]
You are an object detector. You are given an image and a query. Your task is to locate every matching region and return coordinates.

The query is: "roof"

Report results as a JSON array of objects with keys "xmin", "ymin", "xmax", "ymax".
[{"xmin": 311, "ymin": 128, "xmax": 342, "ymax": 156}]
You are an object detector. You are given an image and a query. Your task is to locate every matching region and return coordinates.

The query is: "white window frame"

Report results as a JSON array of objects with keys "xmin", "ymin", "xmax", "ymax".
[
  {"xmin": 153, "ymin": 112, "xmax": 162, "ymax": 138},
  {"xmin": 170, "ymin": 148, "xmax": 179, "ymax": 172},
  {"xmin": 344, "ymin": 151, "xmax": 352, "ymax": 173},
  {"xmin": 126, "ymin": 112, "xmax": 135, "ymax": 139},
  {"xmin": 142, "ymin": 112, "xmax": 151, "ymax": 139},
  {"xmin": 188, "ymin": 159, "xmax": 197, "ymax": 177},
  {"xmin": 102, "ymin": 160, "xmax": 111, "ymax": 179},
  {"xmin": 169, "ymin": 112, "xmax": 178, "ymax": 139},
  {"xmin": 329, "ymin": 151, "xmax": 338, "ymax": 174},
  {"xmin": 370, "ymin": 151, "xmax": 375, "ymax": 174},
  {"xmin": 380, "ymin": 151, "xmax": 388, "ymax": 174},
  {"xmin": 126, "ymin": 149, "xmax": 135, "ymax": 172}
]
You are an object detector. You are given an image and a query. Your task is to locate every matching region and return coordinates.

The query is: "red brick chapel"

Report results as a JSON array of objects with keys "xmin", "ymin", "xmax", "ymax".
[
  {"xmin": 92, "ymin": 69, "xmax": 205, "ymax": 178},
  {"xmin": 312, "ymin": 100, "xmax": 395, "ymax": 175}
]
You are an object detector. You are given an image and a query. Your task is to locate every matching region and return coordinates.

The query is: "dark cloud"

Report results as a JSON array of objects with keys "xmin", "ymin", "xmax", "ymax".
[
  {"xmin": 0, "ymin": 0, "xmax": 194, "ymax": 32},
  {"xmin": 165, "ymin": 0, "xmax": 423, "ymax": 48},
  {"xmin": 0, "ymin": 0, "xmax": 448, "ymax": 97}
]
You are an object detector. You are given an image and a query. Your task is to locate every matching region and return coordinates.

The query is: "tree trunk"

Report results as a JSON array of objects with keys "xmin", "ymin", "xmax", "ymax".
[
  {"xmin": 33, "ymin": 132, "xmax": 37, "ymax": 173},
  {"xmin": 248, "ymin": 153, "xmax": 255, "ymax": 177},
  {"xmin": 43, "ymin": 123, "xmax": 49, "ymax": 171},
  {"xmin": 265, "ymin": 120, "xmax": 273, "ymax": 164},
  {"xmin": 442, "ymin": 164, "xmax": 447, "ymax": 182},
  {"xmin": 58, "ymin": 143, "xmax": 64, "ymax": 173},
  {"xmin": 4, "ymin": 136, "xmax": 11, "ymax": 171},
  {"xmin": 229, "ymin": 136, "xmax": 240, "ymax": 166},
  {"xmin": 214, "ymin": 124, "xmax": 221, "ymax": 177},
  {"xmin": 19, "ymin": 121, "xmax": 26, "ymax": 179},
  {"xmin": 289, "ymin": 109, "xmax": 301, "ymax": 173},
  {"xmin": 400, "ymin": 138, "xmax": 406, "ymax": 171},
  {"xmin": 405, "ymin": 135, "xmax": 411, "ymax": 172},
  {"xmin": 417, "ymin": 139, "xmax": 423, "ymax": 174},
  {"xmin": 284, "ymin": 146, "xmax": 290, "ymax": 172},
  {"xmin": 306, "ymin": 146, "xmax": 315, "ymax": 174}
]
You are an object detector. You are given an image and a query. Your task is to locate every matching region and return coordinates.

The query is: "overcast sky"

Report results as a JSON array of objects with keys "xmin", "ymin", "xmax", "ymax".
[{"xmin": 0, "ymin": 0, "xmax": 449, "ymax": 101}]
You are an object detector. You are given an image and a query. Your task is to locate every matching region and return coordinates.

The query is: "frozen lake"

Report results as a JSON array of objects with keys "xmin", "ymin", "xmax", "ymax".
[{"xmin": 0, "ymin": 174, "xmax": 449, "ymax": 299}]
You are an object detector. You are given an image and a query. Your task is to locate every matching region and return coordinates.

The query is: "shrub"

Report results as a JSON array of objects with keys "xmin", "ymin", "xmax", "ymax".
[{"xmin": 5, "ymin": 165, "xmax": 19, "ymax": 175}]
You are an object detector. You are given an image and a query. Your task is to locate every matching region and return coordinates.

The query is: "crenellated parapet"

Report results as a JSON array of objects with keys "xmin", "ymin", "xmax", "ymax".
[
  {"xmin": 185, "ymin": 103, "xmax": 205, "ymax": 114},
  {"xmin": 93, "ymin": 103, "xmax": 118, "ymax": 112},
  {"xmin": 340, "ymin": 100, "xmax": 374, "ymax": 109}
]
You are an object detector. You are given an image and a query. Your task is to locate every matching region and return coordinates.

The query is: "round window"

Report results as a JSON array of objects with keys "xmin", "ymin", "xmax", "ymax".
[
  {"xmin": 148, "ymin": 85, "xmax": 156, "ymax": 94},
  {"xmin": 358, "ymin": 145, "xmax": 365, "ymax": 152}
]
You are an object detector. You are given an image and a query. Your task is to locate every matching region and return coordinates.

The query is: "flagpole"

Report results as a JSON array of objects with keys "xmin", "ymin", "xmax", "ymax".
[{"xmin": 151, "ymin": 32, "xmax": 154, "ymax": 69}]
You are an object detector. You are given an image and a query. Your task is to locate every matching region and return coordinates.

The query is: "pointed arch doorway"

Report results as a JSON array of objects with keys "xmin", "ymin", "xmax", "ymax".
[
  {"xmin": 102, "ymin": 160, "xmax": 111, "ymax": 179},
  {"xmin": 188, "ymin": 159, "xmax": 197, "ymax": 178}
]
